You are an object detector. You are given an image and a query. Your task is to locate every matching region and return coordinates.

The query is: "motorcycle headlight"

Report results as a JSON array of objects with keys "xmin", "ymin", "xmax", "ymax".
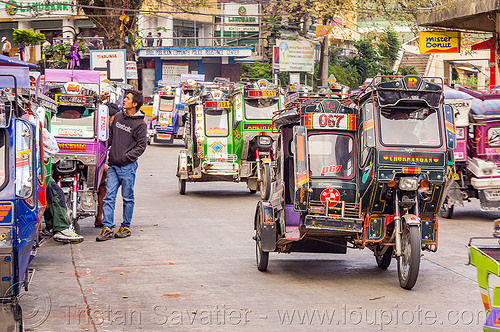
[
  {"xmin": 258, "ymin": 136, "xmax": 272, "ymax": 145},
  {"xmin": 399, "ymin": 177, "xmax": 418, "ymax": 191}
]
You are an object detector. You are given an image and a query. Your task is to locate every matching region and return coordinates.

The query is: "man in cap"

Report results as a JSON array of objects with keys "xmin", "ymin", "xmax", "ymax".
[{"xmin": 1, "ymin": 37, "xmax": 11, "ymax": 56}]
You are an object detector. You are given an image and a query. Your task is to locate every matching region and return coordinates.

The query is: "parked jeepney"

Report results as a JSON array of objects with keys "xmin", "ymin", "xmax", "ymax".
[
  {"xmin": 232, "ymin": 79, "xmax": 282, "ymax": 199},
  {"xmin": 0, "ymin": 66, "xmax": 46, "ymax": 330},
  {"xmin": 44, "ymin": 69, "xmax": 109, "ymax": 232},
  {"xmin": 148, "ymin": 82, "xmax": 184, "ymax": 145},
  {"xmin": 441, "ymin": 87, "xmax": 500, "ymax": 218},
  {"xmin": 177, "ymin": 80, "xmax": 237, "ymax": 194},
  {"xmin": 254, "ymin": 76, "xmax": 455, "ymax": 289}
]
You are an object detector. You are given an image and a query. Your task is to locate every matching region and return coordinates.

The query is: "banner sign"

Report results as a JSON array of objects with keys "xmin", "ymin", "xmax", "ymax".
[
  {"xmin": 419, "ymin": 31, "xmax": 461, "ymax": 54},
  {"xmin": 90, "ymin": 49, "xmax": 127, "ymax": 84},
  {"xmin": 223, "ymin": 3, "xmax": 259, "ymax": 25},
  {"xmin": 126, "ymin": 61, "xmax": 138, "ymax": 80},
  {"xmin": 277, "ymin": 40, "xmax": 314, "ymax": 73}
]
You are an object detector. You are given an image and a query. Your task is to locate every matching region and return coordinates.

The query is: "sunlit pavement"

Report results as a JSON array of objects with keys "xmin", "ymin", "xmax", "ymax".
[{"xmin": 25, "ymin": 143, "xmax": 499, "ymax": 331}]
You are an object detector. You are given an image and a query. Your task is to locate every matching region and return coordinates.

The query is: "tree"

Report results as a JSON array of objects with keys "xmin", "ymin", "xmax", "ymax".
[
  {"xmin": 12, "ymin": 29, "xmax": 45, "ymax": 61},
  {"xmin": 378, "ymin": 27, "xmax": 400, "ymax": 67},
  {"xmin": 78, "ymin": 0, "xmax": 145, "ymax": 61}
]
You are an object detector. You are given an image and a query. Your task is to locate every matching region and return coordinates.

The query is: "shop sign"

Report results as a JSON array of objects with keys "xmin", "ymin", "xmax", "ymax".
[
  {"xmin": 419, "ymin": 31, "xmax": 461, "ymax": 54},
  {"xmin": 3, "ymin": 0, "xmax": 75, "ymax": 17},
  {"xmin": 138, "ymin": 48, "xmax": 252, "ymax": 58},
  {"xmin": 223, "ymin": 3, "xmax": 259, "ymax": 25},
  {"xmin": 126, "ymin": 61, "xmax": 138, "ymax": 80}
]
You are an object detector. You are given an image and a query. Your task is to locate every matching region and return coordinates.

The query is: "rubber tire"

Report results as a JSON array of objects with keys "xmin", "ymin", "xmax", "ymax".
[
  {"xmin": 147, "ymin": 136, "xmax": 151, "ymax": 145},
  {"xmin": 259, "ymin": 164, "xmax": 272, "ymax": 201},
  {"xmin": 14, "ymin": 303, "xmax": 23, "ymax": 331},
  {"xmin": 375, "ymin": 245, "xmax": 394, "ymax": 270},
  {"xmin": 397, "ymin": 225, "xmax": 421, "ymax": 290},
  {"xmin": 249, "ymin": 188, "xmax": 257, "ymax": 194},
  {"xmin": 439, "ymin": 200, "xmax": 454, "ymax": 219},
  {"xmin": 179, "ymin": 178, "xmax": 186, "ymax": 195},
  {"xmin": 255, "ymin": 206, "xmax": 269, "ymax": 272}
]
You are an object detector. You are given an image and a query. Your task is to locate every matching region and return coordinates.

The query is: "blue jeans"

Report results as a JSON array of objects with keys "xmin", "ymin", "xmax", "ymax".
[{"xmin": 102, "ymin": 162, "xmax": 138, "ymax": 229}]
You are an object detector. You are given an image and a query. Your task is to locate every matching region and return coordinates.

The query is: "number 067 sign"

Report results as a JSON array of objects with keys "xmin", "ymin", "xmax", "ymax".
[{"xmin": 304, "ymin": 113, "xmax": 356, "ymax": 131}]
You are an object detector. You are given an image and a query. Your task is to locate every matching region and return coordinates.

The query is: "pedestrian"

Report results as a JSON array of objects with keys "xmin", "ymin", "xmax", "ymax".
[
  {"xmin": 156, "ymin": 32, "xmax": 162, "ymax": 47},
  {"xmin": 96, "ymin": 90, "xmax": 147, "ymax": 241},
  {"xmin": 1, "ymin": 37, "xmax": 11, "ymax": 56},
  {"xmin": 42, "ymin": 39, "xmax": 51, "ymax": 48},
  {"xmin": 89, "ymin": 34, "xmax": 99, "ymax": 50},
  {"xmin": 95, "ymin": 102, "xmax": 120, "ymax": 228},
  {"xmin": 145, "ymin": 32, "xmax": 154, "ymax": 47}
]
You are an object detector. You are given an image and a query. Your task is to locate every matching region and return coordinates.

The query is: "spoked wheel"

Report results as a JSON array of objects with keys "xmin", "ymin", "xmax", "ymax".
[
  {"xmin": 397, "ymin": 225, "xmax": 421, "ymax": 289},
  {"xmin": 255, "ymin": 207, "xmax": 269, "ymax": 272},
  {"xmin": 259, "ymin": 163, "xmax": 272, "ymax": 201},
  {"xmin": 375, "ymin": 245, "xmax": 394, "ymax": 270},
  {"xmin": 439, "ymin": 198, "xmax": 454, "ymax": 219},
  {"xmin": 178, "ymin": 178, "xmax": 186, "ymax": 195}
]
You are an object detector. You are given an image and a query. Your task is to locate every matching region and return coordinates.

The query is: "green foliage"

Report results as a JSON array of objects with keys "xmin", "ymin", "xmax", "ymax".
[
  {"xmin": 12, "ymin": 29, "xmax": 45, "ymax": 46},
  {"xmin": 452, "ymin": 67, "xmax": 459, "ymax": 81},
  {"xmin": 240, "ymin": 62, "xmax": 272, "ymax": 80},
  {"xmin": 329, "ymin": 64, "xmax": 361, "ymax": 90},
  {"xmin": 378, "ymin": 27, "xmax": 400, "ymax": 67},
  {"xmin": 43, "ymin": 41, "xmax": 88, "ymax": 69},
  {"xmin": 398, "ymin": 65, "xmax": 419, "ymax": 76}
]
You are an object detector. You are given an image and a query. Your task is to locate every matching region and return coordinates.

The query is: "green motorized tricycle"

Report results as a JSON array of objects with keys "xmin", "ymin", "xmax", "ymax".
[
  {"xmin": 232, "ymin": 79, "xmax": 282, "ymax": 199},
  {"xmin": 177, "ymin": 80, "xmax": 238, "ymax": 194}
]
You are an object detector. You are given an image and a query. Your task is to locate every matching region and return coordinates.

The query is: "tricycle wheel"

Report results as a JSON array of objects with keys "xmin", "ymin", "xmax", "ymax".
[
  {"xmin": 259, "ymin": 163, "xmax": 271, "ymax": 201},
  {"xmin": 72, "ymin": 219, "xmax": 80, "ymax": 234},
  {"xmin": 255, "ymin": 207, "xmax": 269, "ymax": 272},
  {"xmin": 397, "ymin": 225, "xmax": 421, "ymax": 290},
  {"xmin": 249, "ymin": 188, "xmax": 257, "ymax": 194},
  {"xmin": 178, "ymin": 178, "xmax": 186, "ymax": 195},
  {"xmin": 439, "ymin": 199, "xmax": 454, "ymax": 219},
  {"xmin": 375, "ymin": 245, "xmax": 393, "ymax": 270}
]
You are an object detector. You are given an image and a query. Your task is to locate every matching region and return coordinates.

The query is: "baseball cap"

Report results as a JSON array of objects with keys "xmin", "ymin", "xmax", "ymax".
[{"xmin": 1, "ymin": 37, "xmax": 6, "ymax": 42}]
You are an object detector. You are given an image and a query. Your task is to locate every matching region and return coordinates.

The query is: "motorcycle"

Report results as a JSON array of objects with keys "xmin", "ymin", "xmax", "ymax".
[
  {"xmin": 44, "ymin": 69, "xmax": 109, "ymax": 232},
  {"xmin": 254, "ymin": 76, "xmax": 455, "ymax": 289},
  {"xmin": 441, "ymin": 87, "xmax": 500, "ymax": 218}
]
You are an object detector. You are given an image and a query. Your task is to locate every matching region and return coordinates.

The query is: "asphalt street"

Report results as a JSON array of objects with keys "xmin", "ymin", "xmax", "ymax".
[{"xmin": 24, "ymin": 142, "xmax": 499, "ymax": 331}]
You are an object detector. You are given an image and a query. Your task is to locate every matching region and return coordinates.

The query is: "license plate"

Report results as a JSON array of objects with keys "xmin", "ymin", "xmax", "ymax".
[
  {"xmin": 484, "ymin": 189, "xmax": 500, "ymax": 201},
  {"xmin": 157, "ymin": 134, "xmax": 171, "ymax": 140}
]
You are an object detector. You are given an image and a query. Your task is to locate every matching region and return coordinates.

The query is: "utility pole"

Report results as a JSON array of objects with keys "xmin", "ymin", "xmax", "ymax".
[{"xmin": 321, "ymin": 35, "xmax": 329, "ymax": 86}]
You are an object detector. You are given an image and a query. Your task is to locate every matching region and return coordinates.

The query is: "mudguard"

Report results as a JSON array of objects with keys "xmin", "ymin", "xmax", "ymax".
[{"xmin": 259, "ymin": 201, "xmax": 276, "ymax": 252}]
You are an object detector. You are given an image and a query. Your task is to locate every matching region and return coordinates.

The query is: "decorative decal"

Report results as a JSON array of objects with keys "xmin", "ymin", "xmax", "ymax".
[
  {"xmin": 58, "ymin": 143, "xmax": 86, "ymax": 151},
  {"xmin": 320, "ymin": 188, "xmax": 341, "ymax": 208}
]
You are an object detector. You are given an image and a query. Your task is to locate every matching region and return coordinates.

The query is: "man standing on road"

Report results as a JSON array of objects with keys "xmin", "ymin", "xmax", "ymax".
[{"xmin": 96, "ymin": 90, "xmax": 147, "ymax": 241}]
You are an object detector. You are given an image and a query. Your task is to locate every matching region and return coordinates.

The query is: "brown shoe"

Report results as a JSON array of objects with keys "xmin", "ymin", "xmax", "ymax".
[
  {"xmin": 115, "ymin": 226, "xmax": 131, "ymax": 238},
  {"xmin": 96, "ymin": 227, "xmax": 114, "ymax": 241}
]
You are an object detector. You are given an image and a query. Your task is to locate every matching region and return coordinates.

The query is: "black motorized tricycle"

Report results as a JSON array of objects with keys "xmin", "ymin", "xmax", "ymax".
[{"xmin": 254, "ymin": 76, "xmax": 455, "ymax": 289}]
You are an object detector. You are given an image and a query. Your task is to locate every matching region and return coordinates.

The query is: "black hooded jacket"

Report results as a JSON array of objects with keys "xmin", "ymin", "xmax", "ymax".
[{"xmin": 108, "ymin": 110, "xmax": 147, "ymax": 166}]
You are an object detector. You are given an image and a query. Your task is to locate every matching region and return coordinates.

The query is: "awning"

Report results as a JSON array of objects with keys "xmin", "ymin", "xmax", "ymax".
[
  {"xmin": 44, "ymin": 69, "xmax": 101, "ymax": 84},
  {"xmin": 0, "ymin": 54, "xmax": 37, "ymax": 68},
  {"xmin": 0, "ymin": 66, "xmax": 30, "ymax": 88}
]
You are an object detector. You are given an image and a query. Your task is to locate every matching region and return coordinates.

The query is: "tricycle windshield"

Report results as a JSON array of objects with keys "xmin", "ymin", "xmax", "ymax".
[
  {"xmin": 205, "ymin": 109, "xmax": 229, "ymax": 137},
  {"xmin": 245, "ymin": 98, "xmax": 279, "ymax": 120},
  {"xmin": 379, "ymin": 107, "xmax": 441, "ymax": 147},
  {"xmin": 308, "ymin": 133, "xmax": 355, "ymax": 179},
  {"xmin": 51, "ymin": 105, "xmax": 95, "ymax": 138}
]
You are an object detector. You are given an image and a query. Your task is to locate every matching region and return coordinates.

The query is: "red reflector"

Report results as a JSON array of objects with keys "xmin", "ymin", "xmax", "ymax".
[{"xmin": 402, "ymin": 167, "xmax": 421, "ymax": 174}]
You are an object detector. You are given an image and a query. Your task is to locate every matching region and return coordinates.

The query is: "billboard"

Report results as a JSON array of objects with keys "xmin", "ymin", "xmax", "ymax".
[
  {"xmin": 276, "ymin": 40, "xmax": 314, "ymax": 73},
  {"xmin": 419, "ymin": 31, "xmax": 461, "ymax": 54}
]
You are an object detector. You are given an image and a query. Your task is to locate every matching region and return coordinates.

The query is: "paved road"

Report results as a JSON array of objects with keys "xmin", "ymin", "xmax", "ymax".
[{"xmin": 24, "ymin": 143, "xmax": 499, "ymax": 331}]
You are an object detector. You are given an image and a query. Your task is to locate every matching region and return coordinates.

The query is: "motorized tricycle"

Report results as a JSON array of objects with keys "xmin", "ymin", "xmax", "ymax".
[
  {"xmin": 148, "ymin": 82, "xmax": 184, "ymax": 145},
  {"xmin": 254, "ymin": 75, "xmax": 455, "ymax": 289},
  {"xmin": 177, "ymin": 80, "xmax": 238, "ymax": 194},
  {"xmin": 0, "ymin": 67, "xmax": 46, "ymax": 330},
  {"xmin": 232, "ymin": 79, "xmax": 282, "ymax": 199},
  {"xmin": 468, "ymin": 222, "xmax": 500, "ymax": 332},
  {"xmin": 44, "ymin": 69, "xmax": 109, "ymax": 231},
  {"xmin": 441, "ymin": 87, "xmax": 500, "ymax": 218}
]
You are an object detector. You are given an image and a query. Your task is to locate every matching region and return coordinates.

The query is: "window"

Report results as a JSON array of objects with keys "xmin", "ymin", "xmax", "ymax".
[
  {"xmin": 487, "ymin": 127, "xmax": 500, "ymax": 147},
  {"xmin": 308, "ymin": 134, "xmax": 355, "ymax": 179},
  {"xmin": 245, "ymin": 98, "xmax": 279, "ymax": 120},
  {"xmin": 205, "ymin": 110, "xmax": 229, "ymax": 137},
  {"xmin": 51, "ymin": 106, "xmax": 95, "ymax": 138},
  {"xmin": 379, "ymin": 107, "xmax": 441, "ymax": 147}
]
